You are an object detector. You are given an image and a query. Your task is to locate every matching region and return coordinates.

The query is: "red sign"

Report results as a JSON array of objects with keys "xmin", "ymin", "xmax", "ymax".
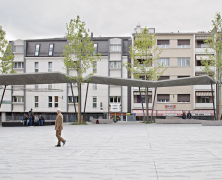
[{"xmin": 165, "ymin": 105, "xmax": 176, "ymax": 108}]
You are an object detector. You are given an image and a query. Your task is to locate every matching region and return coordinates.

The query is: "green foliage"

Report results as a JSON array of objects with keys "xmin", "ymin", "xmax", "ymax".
[
  {"xmin": 62, "ymin": 16, "xmax": 101, "ymax": 84},
  {"xmin": 70, "ymin": 122, "xmax": 87, "ymax": 125},
  {"xmin": 201, "ymin": 12, "xmax": 222, "ymax": 80},
  {"xmin": 123, "ymin": 27, "xmax": 167, "ymax": 81},
  {"xmin": 0, "ymin": 28, "xmax": 15, "ymax": 74}
]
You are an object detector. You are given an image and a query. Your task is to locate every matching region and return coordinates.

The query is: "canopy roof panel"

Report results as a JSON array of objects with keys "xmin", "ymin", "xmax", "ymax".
[
  {"xmin": 0, "ymin": 72, "xmax": 216, "ymax": 87},
  {"xmin": 84, "ymin": 75, "xmax": 216, "ymax": 87},
  {"xmin": 0, "ymin": 72, "xmax": 76, "ymax": 86}
]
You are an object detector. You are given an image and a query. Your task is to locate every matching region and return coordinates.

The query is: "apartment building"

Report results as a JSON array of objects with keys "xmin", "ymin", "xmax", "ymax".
[
  {"xmin": 0, "ymin": 26, "xmax": 218, "ymax": 121},
  {"xmin": 0, "ymin": 36, "xmax": 132, "ymax": 122},
  {"xmin": 132, "ymin": 25, "xmax": 216, "ymax": 119}
]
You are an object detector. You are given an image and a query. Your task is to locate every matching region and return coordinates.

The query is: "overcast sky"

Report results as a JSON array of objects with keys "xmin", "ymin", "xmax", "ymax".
[{"xmin": 0, "ymin": 0, "xmax": 221, "ymax": 41}]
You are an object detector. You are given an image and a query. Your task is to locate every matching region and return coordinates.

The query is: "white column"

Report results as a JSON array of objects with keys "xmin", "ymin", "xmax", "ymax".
[{"xmin": 1, "ymin": 112, "xmax": 6, "ymax": 122}]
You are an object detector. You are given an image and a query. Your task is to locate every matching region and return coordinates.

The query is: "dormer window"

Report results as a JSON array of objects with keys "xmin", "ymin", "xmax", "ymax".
[
  {"xmin": 49, "ymin": 44, "xmax": 54, "ymax": 56},
  {"xmin": 35, "ymin": 44, "xmax": 40, "ymax": 56}
]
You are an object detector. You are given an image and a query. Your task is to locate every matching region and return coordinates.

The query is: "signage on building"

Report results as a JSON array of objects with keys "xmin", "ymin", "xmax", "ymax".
[
  {"xmin": 110, "ymin": 104, "xmax": 121, "ymax": 112},
  {"xmin": 165, "ymin": 105, "xmax": 176, "ymax": 108}
]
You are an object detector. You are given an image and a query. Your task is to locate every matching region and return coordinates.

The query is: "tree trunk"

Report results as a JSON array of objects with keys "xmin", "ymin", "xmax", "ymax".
[
  {"xmin": 77, "ymin": 84, "xmax": 80, "ymax": 123},
  {"xmin": 145, "ymin": 89, "xmax": 148, "ymax": 122},
  {"xmin": 218, "ymin": 77, "xmax": 221, "ymax": 120}
]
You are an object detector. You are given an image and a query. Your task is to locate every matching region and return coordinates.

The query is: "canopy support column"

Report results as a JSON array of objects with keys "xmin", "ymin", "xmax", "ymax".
[
  {"xmin": 151, "ymin": 87, "xmax": 157, "ymax": 122},
  {"xmin": 146, "ymin": 87, "xmax": 149, "ymax": 123},
  {"xmin": 211, "ymin": 81, "xmax": 216, "ymax": 120},
  {"xmin": 0, "ymin": 85, "xmax": 6, "ymax": 108},
  {"xmin": 83, "ymin": 83, "xmax": 89, "ymax": 122},
  {"xmin": 139, "ymin": 87, "xmax": 145, "ymax": 123},
  {"xmin": 70, "ymin": 83, "xmax": 77, "ymax": 121}
]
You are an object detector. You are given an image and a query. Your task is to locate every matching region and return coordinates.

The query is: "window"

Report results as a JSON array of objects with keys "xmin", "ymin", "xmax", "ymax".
[
  {"xmin": 110, "ymin": 61, "xmax": 121, "ymax": 69},
  {"xmin": 49, "ymin": 44, "xmax": 54, "ymax": 56},
  {"xmin": 157, "ymin": 58, "xmax": 169, "ymax": 67},
  {"xmin": 178, "ymin": 58, "xmax": 190, "ymax": 66},
  {"xmin": 110, "ymin": 45, "xmax": 121, "ymax": 52},
  {"xmin": 94, "ymin": 44, "xmax": 98, "ymax": 55},
  {"xmin": 157, "ymin": 40, "xmax": 170, "ymax": 48},
  {"xmin": 178, "ymin": 94, "xmax": 190, "ymax": 102},
  {"xmin": 110, "ymin": 96, "xmax": 121, "ymax": 103},
  {"xmin": 14, "ymin": 62, "xmax": 24, "ymax": 69},
  {"xmin": 54, "ymin": 96, "xmax": 58, "ymax": 107},
  {"xmin": 93, "ymin": 61, "xmax": 97, "ymax": 73},
  {"xmin": 197, "ymin": 96, "xmax": 210, "ymax": 103},
  {"xmin": 177, "ymin": 76, "xmax": 190, "ymax": 78},
  {"xmin": 35, "ymin": 62, "xmax": 39, "ymax": 72},
  {"xmin": 48, "ymin": 96, "xmax": 52, "ymax": 107},
  {"xmin": 93, "ymin": 97, "xmax": 97, "ymax": 108},
  {"xmin": 157, "ymin": 94, "xmax": 169, "ymax": 103},
  {"xmin": 48, "ymin": 84, "xmax": 52, "ymax": 89},
  {"xmin": 35, "ymin": 96, "xmax": 38, "ymax": 107},
  {"xmin": 68, "ymin": 96, "xmax": 78, "ymax": 103},
  {"xmin": 14, "ymin": 46, "xmax": 23, "ymax": 53},
  {"xmin": 35, "ymin": 85, "xmax": 38, "ymax": 90},
  {"xmin": 13, "ymin": 96, "xmax": 24, "ymax": 103},
  {"xmin": 158, "ymin": 76, "xmax": 170, "ymax": 81},
  {"xmin": 48, "ymin": 62, "xmax": 52, "ymax": 72},
  {"xmin": 35, "ymin": 44, "xmax": 40, "ymax": 56},
  {"xmin": 178, "ymin": 40, "xmax": 190, "ymax": 48},
  {"xmin": 93, "ymin": 84, "xmax": 97, "ymax": 90},
  {"xmin": 135, "ymin": 59, "xmax": 152, "ymax": 67},
  {"xmin": 134, "ymin": 95, "xmax": 152, "ymax": 103}
]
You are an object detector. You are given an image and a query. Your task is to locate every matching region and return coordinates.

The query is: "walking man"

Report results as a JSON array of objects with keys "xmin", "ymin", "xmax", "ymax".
[{"xmin": 55, "ymin": 108, "xmax": 66, "ymax": 147}]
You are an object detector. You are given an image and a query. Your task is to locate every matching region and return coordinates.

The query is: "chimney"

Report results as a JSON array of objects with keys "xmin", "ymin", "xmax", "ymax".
[{"xmin": 91, "ymin": 32, "xmax": 93, "ymax": 38}]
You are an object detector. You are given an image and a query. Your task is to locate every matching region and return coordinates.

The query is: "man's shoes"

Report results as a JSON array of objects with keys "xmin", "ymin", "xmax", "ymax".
[
  {"xmin": 63, "ymin": 140, "xmax": 66, "ymax": 146},
  {"xmin": 55, "ymin": 145, "xmax": 61, "ymax": 147}
]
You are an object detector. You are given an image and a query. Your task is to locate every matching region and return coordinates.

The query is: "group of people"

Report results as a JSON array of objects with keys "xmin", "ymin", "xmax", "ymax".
[
  {"xmin": 22, "ymin": 108, "xmax": 45, "ymax": 126},
  {"xmin": 182, "ymin": 111, "xmax": 192, "ymax": 119}
]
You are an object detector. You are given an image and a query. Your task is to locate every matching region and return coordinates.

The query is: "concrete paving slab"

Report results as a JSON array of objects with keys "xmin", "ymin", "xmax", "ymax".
[{"xmin": 1, "ymin": 122, "xmax": 222, "ymax": 179}]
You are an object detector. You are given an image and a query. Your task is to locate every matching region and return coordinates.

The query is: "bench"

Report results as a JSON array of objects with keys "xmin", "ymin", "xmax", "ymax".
[
  {"xmin": 2, "ymin": 120, "xmax": 55, "ymax": 127},
  {"xmin": 90, "ymin": 119, "xmax": 113, "ymax": 124}
]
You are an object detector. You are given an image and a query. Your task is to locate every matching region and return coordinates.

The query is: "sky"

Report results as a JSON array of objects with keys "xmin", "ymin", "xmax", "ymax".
[{"xmin": 0, "ymin": 0, "xmax": 221, "ymax": 41}]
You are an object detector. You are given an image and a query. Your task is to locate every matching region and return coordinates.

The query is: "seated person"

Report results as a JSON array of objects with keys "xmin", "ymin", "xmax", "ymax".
[
  {"xmin": 187, "ymin": 111, "xmax": 192, "ymax": 119},
  {"xmin": 39, "ymin": 114, "xmax": 45, "ymax": 126},
  {"xmin": 182, "ymin": 112, "xmax": 187, "ymax": 119},
  {"xmin": 22, "ymin": 114, "xmax": 28, "ymax": 126},
  {"xmin": 34, "ymin": 114, "xmax": 39, "ymax": 126}
]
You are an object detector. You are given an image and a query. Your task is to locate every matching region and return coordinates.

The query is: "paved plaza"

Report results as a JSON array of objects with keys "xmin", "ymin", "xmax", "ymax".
[{"xmin": 1, "ymin": 122, "xmax": 222, "ymax": 180}]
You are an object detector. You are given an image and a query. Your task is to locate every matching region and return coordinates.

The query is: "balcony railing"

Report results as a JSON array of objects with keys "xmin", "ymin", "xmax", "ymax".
[
  {"xmin": 195, "ymin": 103, "xmax": 213, "ymax": 108},
  {"xmin": 157, "ymin": 44, "xmax": 170, "ymax": 48},
  {"xmin": 177, "ymin": 45, "xmax": 190, "ymax": 48},
  {"xmin": 196, "ymin": 44, "xmax": 209, "ymax": 48}
]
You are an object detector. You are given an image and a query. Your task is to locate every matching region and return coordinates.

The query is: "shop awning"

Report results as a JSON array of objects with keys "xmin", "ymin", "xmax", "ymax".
[{"xmin": 196, "ymin": 91, "xmax": 213, "ymax": 96}]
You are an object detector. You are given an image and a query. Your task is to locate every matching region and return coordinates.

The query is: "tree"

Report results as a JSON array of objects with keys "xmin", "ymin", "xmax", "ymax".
[
  {"xmin": 63, "ymin": 16, "xmax": 101, "ymax": 123},
  {"xmin": 0, "ymin": 27, "xmax": 15, "ymax": 74},
  {"xmin": 201, "ymin": 12, "xmax": 222, "ymax": 120},
  {"xmin": 123, "ymin": 27, "xmax": 167, "ymax": 122}
]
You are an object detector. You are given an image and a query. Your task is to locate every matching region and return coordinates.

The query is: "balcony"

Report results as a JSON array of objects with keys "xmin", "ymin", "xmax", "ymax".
[
  {"xmin": 195, "ymin": 66, "xmax": 215, "ymax": 72},
  {"xmin": 196, "ymin": 44, "xmax": 209, "ymax": 48},
  {"xmin": 133, "ymin": 103, "xmax": 153, "ymax": 109},
  {"xmin": 195, "ymin": 48, "xmax": 214, "ymax": 54},
  {"xmin": 195, "ymin": 103, "xmax": 213, "ymax": 109},
  {"xmin": 195, "ymin": 66, "xmax": 204, "ymax": 72},
  {"xmin": 195, "ymin": 85, "xmax": 212, "ymax": 90}
]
